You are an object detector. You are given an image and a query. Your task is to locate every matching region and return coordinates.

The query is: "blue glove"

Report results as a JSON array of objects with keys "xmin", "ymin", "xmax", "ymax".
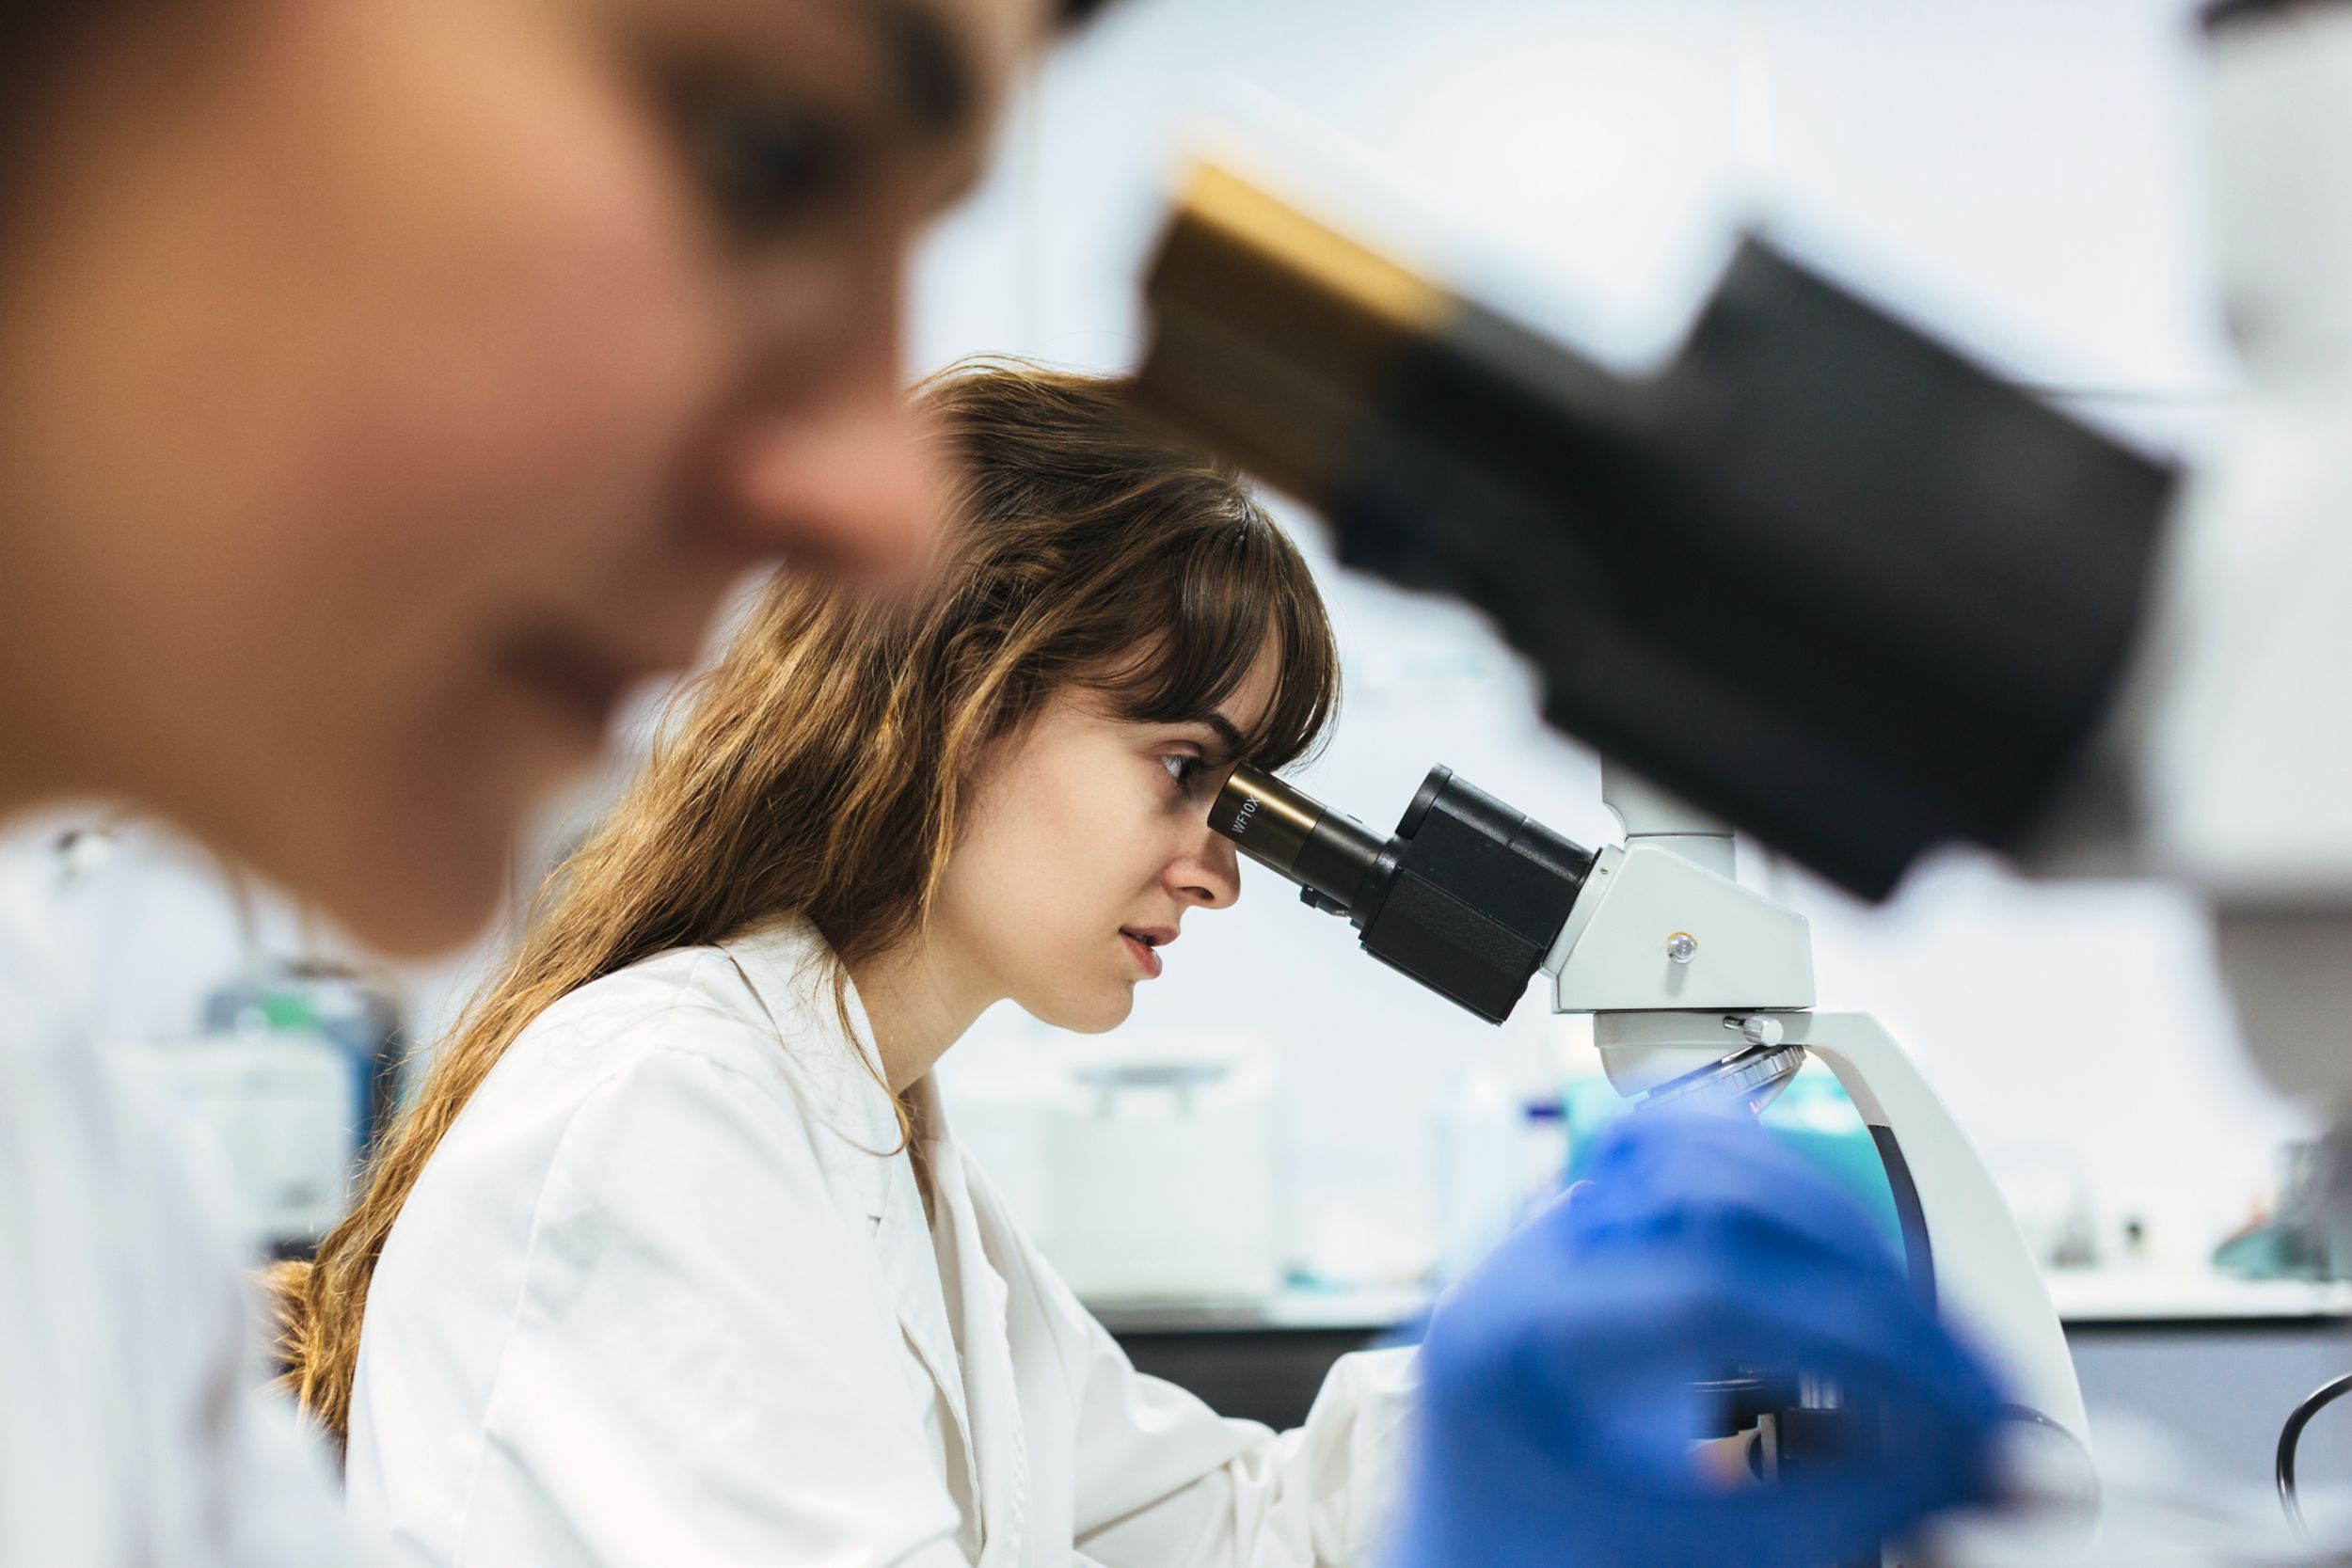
[{"xmin": 1391, "ymin": 1107, "xmax": 2008, "ymax": 1568}]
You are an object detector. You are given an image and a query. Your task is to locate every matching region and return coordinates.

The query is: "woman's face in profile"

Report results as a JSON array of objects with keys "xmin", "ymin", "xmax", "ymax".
[
  {"xmin": 0, "ymin": 0, "xmax": 1047, "ymax": 954},
  {"xmin": 931, "ymin": 652, "xmax": 1283, "ymax": 1034}
]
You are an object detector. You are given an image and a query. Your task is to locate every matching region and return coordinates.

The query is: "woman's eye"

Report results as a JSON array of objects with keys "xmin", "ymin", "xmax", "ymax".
[
  {"xmin": 684, "ymin": 91, "xmax": 852, "ymax": 241},
  {"xmin": 1160, "ymin": 753, "xmax": 1203, "ymax": 791}
]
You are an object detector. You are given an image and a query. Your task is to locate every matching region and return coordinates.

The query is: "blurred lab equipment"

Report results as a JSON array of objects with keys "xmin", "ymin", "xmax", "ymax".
[
  {"xmin": 112, "ymin": 1022, "xmax": 356, "ymax": 1258},
  {"xmin": 113, "ymin": 958, "xmax": 403, "ymax": 1257},
  {"xmin": 179, "ymin": 958, "xmax": 403, "ymax": 1255},
  {"xmin": 948, "ymin": 1043, "xmax": 1284, "ymax": 1303},
  {"xmin": 48, "ymin": 820, "xmax": 403, "ymax": 1256},
  {"xmin": 203, "ymin": 958, "xmax": 404, "ymax": 1163},
  {"xmin": 1432, "ymin": 1068, "xmax": 1523, "ymax": 1282},
  {"xmin": 2214, "ymin": 1132, "xmax": 2352, "ymax": 1284},
  {"xmin": 1051, "ymin": 1057, "xmax": 1282, "ymax": 1302}
]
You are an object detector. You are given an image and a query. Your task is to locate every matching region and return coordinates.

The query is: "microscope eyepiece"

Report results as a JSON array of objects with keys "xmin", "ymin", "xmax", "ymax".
[
  {"xmin": 1212, "ymin": 764, "xmax": 1386, "ymax": 914},
  {"xmin": 1208, "ymin": 762, "xmax": 1597, "ymax": 1023}
]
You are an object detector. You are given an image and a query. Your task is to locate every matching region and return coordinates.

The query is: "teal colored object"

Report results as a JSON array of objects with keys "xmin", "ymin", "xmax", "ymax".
[
  {"xmin": 1395, "ymin": 1109, "xmax": 2008, "ymax": 1568},
  {"xmin": 1560, "ymin": 1065, "xmax": 1906, "ymax": 1259}
]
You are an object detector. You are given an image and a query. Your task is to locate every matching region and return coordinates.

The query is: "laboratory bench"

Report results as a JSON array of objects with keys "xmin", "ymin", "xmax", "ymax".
[{"xmin": 1100, "ymin": 1275, "xmax": 2352, "ymax": 1494}]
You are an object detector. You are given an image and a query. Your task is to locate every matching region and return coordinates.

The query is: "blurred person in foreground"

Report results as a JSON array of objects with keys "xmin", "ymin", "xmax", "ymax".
[
  {"xmin": 0, "ymin": 0, "xmax": 1091, "ymax": 1559},
  {"xmin": 0, "ymin": 3, "xmax": 2009, "ymax": 1566}
]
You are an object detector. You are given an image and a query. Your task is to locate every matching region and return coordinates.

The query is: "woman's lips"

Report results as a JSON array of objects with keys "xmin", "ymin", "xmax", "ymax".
[
  {"xmin": 497, "ymin": 628, "xmax": 659, "ymax": 742},
  {"xmin": 1120, "ymin": 929, "xmax": 1166, "ymax": 979}
]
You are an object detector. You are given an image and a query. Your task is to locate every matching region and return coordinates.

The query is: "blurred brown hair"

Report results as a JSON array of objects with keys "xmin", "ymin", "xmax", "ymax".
[{"xmin": 270, "ymin": 357, "xmax": 1339, "ymax": 1441}]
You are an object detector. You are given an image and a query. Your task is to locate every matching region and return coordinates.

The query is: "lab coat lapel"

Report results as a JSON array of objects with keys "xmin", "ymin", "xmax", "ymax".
[
  {"xmin": 911, "ymin": 1079, "xmax": 1030, "ymax": 1568},
  {"xmin": 869, "ymin": 1136, "xmax": 983, "ymax": 1512},
  {"xmin": 717, "ymin": 925, "xmax": 982, "ymax": 1531}
]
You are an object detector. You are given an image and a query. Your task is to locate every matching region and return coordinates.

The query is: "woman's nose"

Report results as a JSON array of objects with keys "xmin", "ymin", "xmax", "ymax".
[
  {"xmin": 712, "ymin": 377, "xmax": 947, "ymax": 578},
  {"xmin": 697, "ymin": 234, "xmax": 947, "ymax": 578},
  {"xmin": 1169, "ymin": 824, "xmax": 1242, "ymax": 910}
]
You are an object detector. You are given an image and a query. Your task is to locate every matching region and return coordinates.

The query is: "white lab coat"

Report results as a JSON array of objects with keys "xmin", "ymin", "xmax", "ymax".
[
  {"xmin": 0, "ymin": 921, "xmax": 370, "ymax": 1565},
  {"xmin": 346, "ymin": 921, "xmax": 1416, "ymax": 1568}
]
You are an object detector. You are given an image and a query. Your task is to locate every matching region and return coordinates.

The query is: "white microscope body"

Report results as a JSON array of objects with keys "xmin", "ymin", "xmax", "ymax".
[
  {"xmin": 1546, "ymin": 765, "xmax": 2090, "ymax": 1459},
  {"xmin": 1216, "ymin": 741, "xmax": 2093, "ymax": 1468}
]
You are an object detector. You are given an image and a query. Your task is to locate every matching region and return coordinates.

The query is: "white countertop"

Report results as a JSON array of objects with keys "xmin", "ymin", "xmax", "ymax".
[
  {"xmin": 2044, "ymin": 1269, "xmax": 2352, "ymax": 1323},
  {"xmin": 1089, "ymin": 1288, "xmax": 1432, "ymax": 1335},
  {"xmin": 1089, "ymin": 1274, "xmax": 2352, "ymax": 1335}
]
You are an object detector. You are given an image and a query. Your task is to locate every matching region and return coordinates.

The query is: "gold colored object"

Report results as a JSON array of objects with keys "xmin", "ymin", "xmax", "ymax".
[
  {"xmin": 1133, "ymin": 163, "xmax": 1456, "ymax": 504},
  {"xmin": 1176, "ymin": 165, "xmax": 1439, "ymax": 335},
  {"xmin": 1212, "ymin": 762, "xmax": 1327, "ymax": 879}
]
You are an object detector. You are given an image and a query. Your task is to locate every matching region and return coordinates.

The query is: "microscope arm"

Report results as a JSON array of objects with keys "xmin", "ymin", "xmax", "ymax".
[
  {"xmin": 1551, "ymin": 784, "xmax": 2089, "ymax": 1458},
  {"xmin": 1794, "ymin": 1011, "xmax": 2090, "ymax": 1450},
  {"xmin": 1579, "ymin": 1001, "xmax": 2090, "ymax": 1466}
]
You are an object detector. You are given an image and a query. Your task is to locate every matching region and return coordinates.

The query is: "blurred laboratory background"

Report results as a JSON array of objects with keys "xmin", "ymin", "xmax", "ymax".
[{"xmin": 5, "ymin": 0, "xmax": 2342, "ymax": 1522}]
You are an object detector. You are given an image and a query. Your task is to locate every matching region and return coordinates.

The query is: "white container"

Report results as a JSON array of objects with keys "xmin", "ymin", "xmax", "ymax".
[
  {"xmin": 1433, "ymin": 1069, "xmax": 1524, "ymax": 1282},
  {"xmin": 110, "ymin": 1028, "xmax": 358, "ymax": 1254},
  {"xmin": 1041, "ymin": 1054, "xmax": 1282, "ymax": 1304}
]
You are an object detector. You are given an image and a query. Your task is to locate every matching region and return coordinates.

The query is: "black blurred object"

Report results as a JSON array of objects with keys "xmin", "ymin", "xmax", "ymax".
[
  {"xmin": 1212, "ymin": 762, "xmax": 1594, "ymax": 1023},
  {"xmin": 1136, "ymin": 167, "xmax": 2177, "ymax": 901},
  {"xmin": 2277, "ymin": 1369, "xmax": 2352, "ymax": 1539}
]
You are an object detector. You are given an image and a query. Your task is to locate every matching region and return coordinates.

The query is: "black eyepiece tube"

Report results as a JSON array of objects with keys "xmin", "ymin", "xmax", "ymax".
[
  {"xmin": 1209, "ymin": 762, "xmax": 1597, "ymax": 1025},
  {"xmin": 1136, "ymin": 166, "xmax": 2174, "ymax": 902},
  {"xmin": 1212, "ymin": 764, "xmax": 1387, "ymax": 913}
]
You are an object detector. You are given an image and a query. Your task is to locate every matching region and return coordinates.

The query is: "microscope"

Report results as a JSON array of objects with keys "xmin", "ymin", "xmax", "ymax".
[
  {"xmin": 1208, "ymin": 754, "xmax": 2090, "ymax": 1483},
  {"xmin": 1136, "ymin": 159, "xmax": 2180, "ymax": 1502}
]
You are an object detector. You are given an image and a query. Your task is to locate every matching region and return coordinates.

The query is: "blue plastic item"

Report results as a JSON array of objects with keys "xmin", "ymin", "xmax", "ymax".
[
  {"xmin": 1390, "ymin": 1107, "xmax": 2006, "ymax": 1568},
  {"xmin": 1562, "ymin": 1065, "xmax": 1904, "ymax": 1251}
]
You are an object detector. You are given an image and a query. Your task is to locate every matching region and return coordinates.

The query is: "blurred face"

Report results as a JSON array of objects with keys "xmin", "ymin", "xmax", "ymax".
[
  {"xmin": 0, "ymin": 0, "xmax": 1049, "ymax": 953},
  {"xmin": 930, "ymin": 652, "xmax": 1280, "ymax": 1034}
]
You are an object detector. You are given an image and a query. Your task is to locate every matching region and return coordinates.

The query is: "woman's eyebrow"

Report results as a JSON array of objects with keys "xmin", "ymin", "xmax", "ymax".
[
  {"xmin": 869, "ymin": 1, "xmax": 978, "ymax": 140},
  {"xmin": 1129, "ymin": 709, "xmax": 1244, "ymax": 757},
  {"xmin": 1199, "ymin": 714, "xmax": 1246, "ymax": 758}
]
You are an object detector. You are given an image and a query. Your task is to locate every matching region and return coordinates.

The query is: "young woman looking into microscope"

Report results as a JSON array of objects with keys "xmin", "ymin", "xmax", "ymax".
[{"xmin": 278, "ymin": 361, "xmax": 1418, "ymax": 1568}]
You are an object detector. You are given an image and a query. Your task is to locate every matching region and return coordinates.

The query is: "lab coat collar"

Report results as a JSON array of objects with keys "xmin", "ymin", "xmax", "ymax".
[
  {"xmin": 715, "ymin": 920, "xmax": 901, "ymax": 1220},
  {"xmin": 715, "ymin": 921, "xmax": 990, "ymax": 1542},
  {"xmin": 718, "ymin": 924, "xmax": 1030, "ymax": 1562}
]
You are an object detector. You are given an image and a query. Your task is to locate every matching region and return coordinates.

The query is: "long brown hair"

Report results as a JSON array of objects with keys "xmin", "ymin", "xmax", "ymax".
[{"xmin": 272, "ymin": 358, "xmax": 1340, "ymax": 1442}]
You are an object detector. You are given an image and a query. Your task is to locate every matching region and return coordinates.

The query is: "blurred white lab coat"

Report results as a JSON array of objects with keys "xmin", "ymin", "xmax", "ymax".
[
  {"xmin": 0, "ymin": 929, "xmax": 369, "ymax": 1565},
  {"xmin": 346, "ymin": 921, "xmax": 1415, "ymax": 1568}
]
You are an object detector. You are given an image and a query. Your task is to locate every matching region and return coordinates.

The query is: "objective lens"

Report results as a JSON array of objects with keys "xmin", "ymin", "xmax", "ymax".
[{"xmin": 1211, "ymin": 764, "xmax": 1388, "ymax": 913}]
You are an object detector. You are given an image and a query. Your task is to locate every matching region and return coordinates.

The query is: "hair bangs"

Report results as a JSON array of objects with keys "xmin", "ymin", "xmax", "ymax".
[{"xmin": 1088, "ymin": 515, "xmax": 1340, "ymax": 773}]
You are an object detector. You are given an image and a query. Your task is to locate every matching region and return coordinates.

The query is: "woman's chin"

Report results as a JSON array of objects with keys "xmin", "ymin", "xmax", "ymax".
[
  {"xmin": 1023, "ymin": 986, "xmax": 1136, "ymax": 1036},
  {"xmin": 227, "ymin": 789, "xmax": 515, "ymax": 960}
]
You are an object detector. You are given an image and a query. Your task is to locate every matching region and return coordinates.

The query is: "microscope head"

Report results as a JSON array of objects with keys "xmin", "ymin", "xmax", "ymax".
[
  {"xmin": 1212, "ymin": 763, "xmax": 1594, "ymax": 1023},
  {"xmin": 1209, "ymin": 761, "xmax": 1814, "ymax": 1042},
  {"xmin": 1136, "ymin": 165, "xmax": 2176, "ymax": 907}
]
